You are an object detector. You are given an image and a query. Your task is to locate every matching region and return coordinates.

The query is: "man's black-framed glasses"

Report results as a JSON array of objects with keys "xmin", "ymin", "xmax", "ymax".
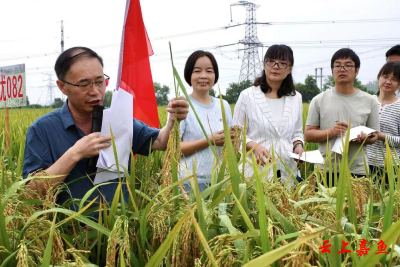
[
  {"xmin": 62, "ymin": 74, "xmax": 110, "ymax": 91},
  {"xmin": 332, "ymin": 65, "xmax": 355, "ymax": 71},
  {"xmin": 265, "ymin": 60, "xmax": 290, "ymax": 69}
]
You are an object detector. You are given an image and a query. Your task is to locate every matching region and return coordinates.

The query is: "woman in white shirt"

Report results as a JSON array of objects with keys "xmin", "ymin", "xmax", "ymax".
[
  {"xmin": 180, "ymin": 50, "xmax": 233, "ymax": 192},
  {"xmin": 233, "ymin": 44, "xmax": 304, "ymax": 184},
  {"xmin": 367, "ymin": 61, "xmax": 400, "ymax": 183}
]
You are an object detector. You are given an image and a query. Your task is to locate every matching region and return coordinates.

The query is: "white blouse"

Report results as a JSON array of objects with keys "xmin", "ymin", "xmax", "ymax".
[{"xmin": 233, "ymin": 86, "xmax": 304, "ymax": 183}]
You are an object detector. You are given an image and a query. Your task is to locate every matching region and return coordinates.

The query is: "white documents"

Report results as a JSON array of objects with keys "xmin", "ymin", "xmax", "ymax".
[
  {"xmin": 287, "ymin": 150, "xmax": 324, "ymax": 164},
  {"xmin": 331, "ymin": 126, "xmax": 377, "ymax": 154},
  {"xmin": 94, "ymin": 89, "xmax": 133, "ymax": 184}
]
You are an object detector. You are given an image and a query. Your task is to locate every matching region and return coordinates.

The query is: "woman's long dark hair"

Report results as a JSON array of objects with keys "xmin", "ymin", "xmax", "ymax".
[
  {"xmin": 376, "ymin": 61, "xmax": 400, "ymax": 96},
  {"xmin": 254, "ymin": 44, "xmax": 296, "ymax": 98}
]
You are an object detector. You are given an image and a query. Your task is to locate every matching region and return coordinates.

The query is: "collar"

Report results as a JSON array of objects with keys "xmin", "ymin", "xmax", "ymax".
[{"xmin": 60, "ymin": 99, "xmax": 76, "ymax": 129}]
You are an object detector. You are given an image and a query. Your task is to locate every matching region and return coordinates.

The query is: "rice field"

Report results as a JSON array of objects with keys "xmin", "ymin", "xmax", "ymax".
[{"xmin": 1, "ymin": 98, "xmax": 400, "ymax": 267}]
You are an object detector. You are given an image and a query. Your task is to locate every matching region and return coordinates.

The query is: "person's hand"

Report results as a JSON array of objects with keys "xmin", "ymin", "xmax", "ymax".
[
  {"xmin": 377, "ymin": 131, "xmax": 386, "ymax": 141},
  {"xmin": 210, "ymin": 130, "xmax": 225, "ymax": 146},
  {"xmin": 167, "ymin": 96, "xmax": 189, "ymax": 122},
  {"xmin": 356, "ymin": 132, "xmax": 377, "ymax": 145},
  {"xmin": 70, "ymin": 132, "xmax": 111, "ymax": 161},
  {"xmin": 293, "ymin": 145, "xmax": 304, "ymax": 164},
  {"xmin": 329, "ymin": 122, "xmax": 348, "ymax": 137},
  {"xmin": 254, "ymin": 144, "xmax": 271, "ymax": 167}
]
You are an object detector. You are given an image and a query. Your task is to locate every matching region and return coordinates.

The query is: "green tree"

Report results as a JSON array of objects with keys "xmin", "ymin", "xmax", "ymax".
[
  {"xmin": 366, "ymin": 80, "xmax": 379, "ymax": 94},
  {"xmin": 209, "ymin": 88, "xmax": 216, "ymax": 97},
  {"xmin": 154, "ymin": 82, "xmax": 170, "ymax": 106},
  {"xmin": 295, "ymin": 75, "xmax": 321, "ymax": 103},
  {"xmin": 52, "ymin": 98, "xmax": 64, "ymax": 108},
  {"xmin": 103, "ymin": 90, "xmax": 113, "ymax": 108},
  {"xmin": 225, "ymin": 80, "xmax": 252, "ymax": 104},
  {"xmin": 322, "ymin": 75, "xmax": 371, "ymax": 94}
]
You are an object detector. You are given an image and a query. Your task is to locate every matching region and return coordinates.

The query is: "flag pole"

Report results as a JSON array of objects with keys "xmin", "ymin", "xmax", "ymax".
[{"xmin": 5, "ymin": 107, "xmax": 10, "ymax": 155}]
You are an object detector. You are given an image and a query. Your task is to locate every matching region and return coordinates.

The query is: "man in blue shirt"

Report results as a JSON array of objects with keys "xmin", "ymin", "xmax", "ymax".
[{"xmin": 23, "ymin": 47, "xmax": 189, "ymax": 205}]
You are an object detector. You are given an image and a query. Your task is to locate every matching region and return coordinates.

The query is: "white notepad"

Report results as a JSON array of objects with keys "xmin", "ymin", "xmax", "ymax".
[{"xmin": 332, "ymin": 126, "xmax": 377, "ymax": 154}]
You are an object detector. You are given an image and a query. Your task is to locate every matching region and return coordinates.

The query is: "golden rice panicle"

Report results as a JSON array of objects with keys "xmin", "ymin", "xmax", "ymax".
[
  {"xmin": 230, "ymin": 125, "xmax": 243, "ymax": 155},
  {"xmin": 264, "ymin": 182, "xmax": 292, "ymax": 216},
  {"xmin": 106, "ymin": 216, "xmax": 123, "ymax": 267},
  {"xmin": 351, "ymin": 178, "xmax": 373, "ymax": 216},
  {"xmin": 105, "ymin": 216, "xmax": 131, "ymax": 267},
  {"xmin": 16, "ymin": 239, "xmax": 29, "ymax": 267},
  {"xmin": 148, "ymin": 198, "xmax": 172, "ymax": 248},
  {"xmin": 204, "ymin": 234, "xmax": 243, "ymax": 267},
  {"xmin": 282, "ymin": 224, "xmax": 321, "ymax": 267},
  {"xmin": 171, "ymin": 216, "xmax": 200, "ymax": 267},
  {"xmin": 161, "ymin": 120, "xmax": 181, "ymax": 187}
]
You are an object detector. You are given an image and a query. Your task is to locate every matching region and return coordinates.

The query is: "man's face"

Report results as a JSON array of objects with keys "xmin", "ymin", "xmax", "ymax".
[
  {"xmin": 332, "ymin": 58, "xmax": 359, "ymax": 85},
  {"xmin": 59, "ymin": 57, "xmax": 106, "ymax": 115},
  {"xmin": 387, "ymin": 55, "xmax": 400, "ymax": 63}
]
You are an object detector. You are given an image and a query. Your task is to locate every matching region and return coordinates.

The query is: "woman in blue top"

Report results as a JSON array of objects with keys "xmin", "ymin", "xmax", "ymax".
[{"xmin": 180, "ymin": 50, "xmax": 233, "ymax": 192}]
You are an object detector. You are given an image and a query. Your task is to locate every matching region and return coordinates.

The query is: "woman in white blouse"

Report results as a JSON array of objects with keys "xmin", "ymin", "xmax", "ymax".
[{"xmin": 233, "ymin": 44, "xmax": 304, "ymax": 183}]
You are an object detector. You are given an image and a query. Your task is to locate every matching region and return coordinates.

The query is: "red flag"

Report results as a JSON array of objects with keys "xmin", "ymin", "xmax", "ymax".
[{"xmin": 117, "ymin": 0, "xmax": 159, "ymax": 128}]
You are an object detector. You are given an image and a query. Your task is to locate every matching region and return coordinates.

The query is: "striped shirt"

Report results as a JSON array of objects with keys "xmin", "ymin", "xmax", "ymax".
[{"xmin": 367, "ymin": 96, "xmax": 400, "ymax": 167}]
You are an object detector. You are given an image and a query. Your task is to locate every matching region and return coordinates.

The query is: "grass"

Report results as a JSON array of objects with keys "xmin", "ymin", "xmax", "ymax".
[{"xmin": 1, "ymin": 98, "xmax": 400, "ymax": 266}]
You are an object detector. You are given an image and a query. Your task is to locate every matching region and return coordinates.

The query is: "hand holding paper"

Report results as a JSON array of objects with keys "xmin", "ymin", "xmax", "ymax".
[{"xmin": 331, "ymin": 125, "xmax": 377, "ymax": 154}]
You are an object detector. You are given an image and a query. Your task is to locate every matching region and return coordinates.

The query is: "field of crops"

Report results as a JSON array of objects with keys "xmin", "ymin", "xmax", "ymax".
[{"xmin": 1, "ymin": 100, "xmax": 400, "ymax": 267}]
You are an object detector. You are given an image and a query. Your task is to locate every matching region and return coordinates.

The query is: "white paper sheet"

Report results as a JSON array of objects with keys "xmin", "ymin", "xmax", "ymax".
[
  {"xmin": 94, "ymin": 89, "xmax": 133, "ymax": 184},
  {"xmin": 287, "ymin": 150, "xmax": 324, "ymax": 164},
  {"xmin": 331, "ymin": 126, "xmax": 377, "ymax": 154}
]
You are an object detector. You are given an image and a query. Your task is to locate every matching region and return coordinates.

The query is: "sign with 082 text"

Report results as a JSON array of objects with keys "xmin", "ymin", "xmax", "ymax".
[{"xmin": 0, "ymin": 64, "xmax": 26, "ymax": 108}]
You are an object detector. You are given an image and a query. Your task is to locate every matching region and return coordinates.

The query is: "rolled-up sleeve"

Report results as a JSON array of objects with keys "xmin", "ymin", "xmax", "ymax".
[{"xmin": 132, "ymin": 119, "xmax": 160, "ymax": 155}]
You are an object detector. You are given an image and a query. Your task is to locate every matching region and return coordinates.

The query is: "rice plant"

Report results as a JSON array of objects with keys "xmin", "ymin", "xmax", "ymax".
[{"xmin": 1, "ymin": 88, "xmax": 400, "ymax": 266}]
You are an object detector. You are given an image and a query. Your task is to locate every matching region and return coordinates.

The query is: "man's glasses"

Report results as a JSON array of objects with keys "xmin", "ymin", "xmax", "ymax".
[
  {"xmin": 332, "ymin": 65, "xmax": 355, "ymax": 71},
  {"xmin": 265, "ymin": 60, "xmax": 290, "ymax": 69},
  {"xmin": 62, "ymin": 74, "xmax": 110, "ymax": 92}
]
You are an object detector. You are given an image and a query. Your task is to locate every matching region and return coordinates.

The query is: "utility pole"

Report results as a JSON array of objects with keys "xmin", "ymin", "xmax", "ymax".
[
  {"xmin": 60, "ymin": 20, "xmax": 65, "ymax": 101},
  {"xmin": 231, "ymin": 1, "xmax": 263, "ymax": 83},
  {"xmin": 61, "ymin": 20, "xmax": 64, "ymax": 53},
  {"xmin": 315, "ymin": 68, "xmax": 323, "ymax": 90}
]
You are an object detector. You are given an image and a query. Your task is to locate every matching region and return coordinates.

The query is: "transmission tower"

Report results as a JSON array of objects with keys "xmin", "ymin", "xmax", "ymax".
[
  {"xmin": 231, "ymin": 1, "xmax": 263, "ymax": 83},
  {"xmin": 43, "ymin": 73, "xmax": 57, "ymax": 107}
]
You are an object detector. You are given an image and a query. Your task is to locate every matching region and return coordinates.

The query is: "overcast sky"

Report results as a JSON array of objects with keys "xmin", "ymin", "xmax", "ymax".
[{"xmin": 1, "ymin": 0, "xmax": 399, "ymax": 105}]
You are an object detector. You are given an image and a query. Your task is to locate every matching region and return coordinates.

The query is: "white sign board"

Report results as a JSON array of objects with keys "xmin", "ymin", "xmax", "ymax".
[{"xmin": 0, "ymin": 64, "xmax": 27, "ymax": 108}]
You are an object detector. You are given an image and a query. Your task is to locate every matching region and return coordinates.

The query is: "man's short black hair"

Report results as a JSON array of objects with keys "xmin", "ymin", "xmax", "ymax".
[
  {"xmin": 386, "ymin": 45, "xmax": 400, "ymax": 58},
  {"xmin": 184, "ymin": 50, "xmax": 219, "ymax": 86},
  {"xmin": 331, "ymin": 48, "xmax": 360, "ymax": 69},
  {"xmin": 54, "ymin": 47, "xmax": 103, "ymax": 81}
]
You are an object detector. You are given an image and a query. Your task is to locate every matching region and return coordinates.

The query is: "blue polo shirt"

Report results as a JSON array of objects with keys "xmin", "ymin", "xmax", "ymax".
[{"xmin": 23, "ymin": 100, "xmax": 160, "ymax": 206}]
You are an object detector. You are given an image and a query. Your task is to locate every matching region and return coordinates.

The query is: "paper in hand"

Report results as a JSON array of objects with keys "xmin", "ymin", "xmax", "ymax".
[
  {"xmin": 287, "ymin": 150, "xmax": 324, "ymax": 164},
  {"xmin": 94, "ymin": 89, "xmax": 133, "ymax": 184},
  {"xmin": 331, "ymin": 125, "xmax": 377, "ymax": 154}
]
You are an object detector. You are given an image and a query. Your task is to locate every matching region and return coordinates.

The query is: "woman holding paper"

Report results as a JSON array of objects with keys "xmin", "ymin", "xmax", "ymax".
[
  {"xmin": 367, "ymin": 61, "xmax": 400, "ymax": 180},
  {"xmin": 179, "ymin": 50, "xmax": 233, "ymax": 193},
  {"xmin": 233, "ymin": 44, "xmax": 304, "ymax": 185}
]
